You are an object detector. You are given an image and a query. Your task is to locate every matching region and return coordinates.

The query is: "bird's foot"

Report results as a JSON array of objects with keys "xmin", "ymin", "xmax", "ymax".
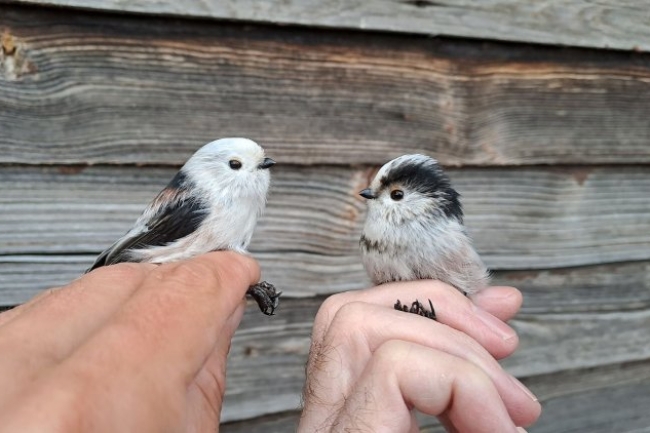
[
  {"xmin": 394, "ymin": 299, "xmax": 436, "ymax": 321},
  {"xmin": 247, "ymin": 281, "xmax": 281, "ymax": 316}
]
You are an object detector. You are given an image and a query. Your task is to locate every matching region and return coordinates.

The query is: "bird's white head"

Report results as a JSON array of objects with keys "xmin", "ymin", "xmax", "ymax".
[
  {"xmin": 360, "ymin": 154, "xmax": 462, "ymax": 227},
  {"xmin": 182, "ymin": 137, "xmax": 275, "ymax": 209}
]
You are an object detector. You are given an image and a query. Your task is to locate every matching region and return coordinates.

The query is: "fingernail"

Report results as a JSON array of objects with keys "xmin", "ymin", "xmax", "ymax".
[
  {"xmin": 509, "ymin": 375, "xmax": 538, "ymax": 402},
  {"xmin": 472, "ymin": 304, "xmax": 517, "ymax": 341},
  {"xmin": 517, "ymin": 428, "xmax": 528, "ymax": 433}
]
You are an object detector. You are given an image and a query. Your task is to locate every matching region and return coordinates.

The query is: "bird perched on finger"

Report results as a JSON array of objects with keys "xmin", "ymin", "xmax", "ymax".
[
  {"xmin": 359, "ymin": 154, "xmax": 489, "ymax": 319},
  {"xmin": 87, "ymin": 137, "xmax": 281, "ymax": 315}
]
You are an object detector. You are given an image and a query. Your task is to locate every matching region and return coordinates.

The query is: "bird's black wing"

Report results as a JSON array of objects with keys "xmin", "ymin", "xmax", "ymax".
[{"xmin": 87, "ymin": 172, "xmax": 208, "ymax": 271}]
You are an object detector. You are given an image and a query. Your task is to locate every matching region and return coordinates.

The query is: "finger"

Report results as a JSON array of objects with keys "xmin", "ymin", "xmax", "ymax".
[
  {"xmin": 308, "ymin": 302, "xmax": 540, "ymax": 427},
  {"xmin": 1, "ymin": 252, "xmax": 259, "ymax": 432},
  {"xmin": 184, "ymin": 300, "xmax": 247, "ymax": 431},
  {"xmin": 470, "ymin": 286, "xmax": 523, "ymax": 322},
  {"xmin": 0, "ymin": 262, "xmax": 156, "ymax": 330},
  {"xmin": 0, "ymin": 301, "xmax": 250, "ymax": 433},
  {"xmin": 0, "ymin": 263, "xmax": 155, "ymax": 407},
  {"xmin": 313, "ymin": 281, "xmax": 520, "ymax": 360},
  {"xmin": 75, "ymin": 250, "xmax": 259, "ymax": 378},
  {"xmin": 302, "ymin": 340, "xmax": 524, "ymax": 433},
  {"xmin": 439, "ymin": 415, "xmax": 528, "ymax": 433},
  {"xmin": 0, "ymin": 263, "xmax": 152, "ymax": 328},
  {"xmin": 0, "ymin": 302, "xmax": 32, "ymax": 328},
  {"xmin": 0, "ymin": 305, "xmax": 22, "ymax": 327}
]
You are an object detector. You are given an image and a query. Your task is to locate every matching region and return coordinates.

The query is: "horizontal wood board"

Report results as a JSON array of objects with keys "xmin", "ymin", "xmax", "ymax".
[
  {"xmin": 1, "ymin": 165, "xmax": 650, "ymax": 286},
  {"xmin": 1, "ymin": 3, "xmax": 649, "ymax": 431},
  {"xmin": 2, "ymin": 4, "xmax": 650, "ymax": 165},
  {"xmin": 218, "ymin": 360, "xmax": 650, "ymax": 432},
  {"xmin": 7, "ymin": 0, "xmax": 650, "ymax": 52},
  {"xmin": 3, "ymin": 254, "xmax": 650, "ymax": 310},
  {"xmin": 3, "ymin": 244, "xmax": 649, "ymax": 421},
  {"xmin": 2, "ymin": 260, "xmax": 650, "ymax": 421},
  {"xmin": 222, "ymin": 294, "xmax": 650, "ymax": 421}
]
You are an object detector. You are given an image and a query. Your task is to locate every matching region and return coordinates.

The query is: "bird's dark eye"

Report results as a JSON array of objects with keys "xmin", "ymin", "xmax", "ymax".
[
  {"xmin": 390, "ymin": 189, "xmax": 404, "ymax": 201},
  {"xmin": 229, "ymin": 160, "xmax": 242, "ymax": 170}
]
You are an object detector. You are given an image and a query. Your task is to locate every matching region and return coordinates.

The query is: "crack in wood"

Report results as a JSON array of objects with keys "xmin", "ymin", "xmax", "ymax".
[{"xmin": 400, "ymin": 0, "xmax": 444, "ymax": 8}]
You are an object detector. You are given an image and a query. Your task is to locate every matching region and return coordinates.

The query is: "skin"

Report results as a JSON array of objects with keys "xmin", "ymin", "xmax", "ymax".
[
  {"xmin": 0, "ymin": 251, "xmax": 259, "ymax": 433},
  {"xmin": 0, "ymin": 253, "xmax": 540, "ymax": 432},
  {"xmin": 299, "ymin": 281, "xmax": 542, "ymax": 432}
]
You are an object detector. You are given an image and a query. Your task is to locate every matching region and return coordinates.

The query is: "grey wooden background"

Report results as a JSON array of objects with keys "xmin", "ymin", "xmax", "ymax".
[{"xmin": 1, "ymin": 1, "xmax": 649, "ymax": 431}]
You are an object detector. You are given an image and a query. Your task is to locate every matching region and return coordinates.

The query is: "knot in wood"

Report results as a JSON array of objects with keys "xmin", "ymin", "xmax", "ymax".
[{"xmin": 1, "ymin": 31, "xmax": 17, "ymax": 56}]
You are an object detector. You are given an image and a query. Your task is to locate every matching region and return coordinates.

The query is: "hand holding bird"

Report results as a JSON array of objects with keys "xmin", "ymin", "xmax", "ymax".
[
  {"xmin": 359, "ymin": 154, "xmax": 489, "ymax": 318},
  {"xmin": 87, "ymin": 137, "xmax": 280, "ymax": 315}
]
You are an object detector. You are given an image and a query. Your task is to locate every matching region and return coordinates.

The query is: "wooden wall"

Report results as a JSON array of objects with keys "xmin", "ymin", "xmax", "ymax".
[{"xmin": 1, "ymin": 1, "xmax": 649, "ymax": 431}]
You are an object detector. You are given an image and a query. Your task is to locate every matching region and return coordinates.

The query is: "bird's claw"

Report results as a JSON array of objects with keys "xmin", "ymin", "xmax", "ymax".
[
  {"xmin": 394, "ymin": 299, "xmax": 436, "ymax": 321},
  {"xmin": 247, "ymin": 281, "xmax": 281, "ymax": 316}
]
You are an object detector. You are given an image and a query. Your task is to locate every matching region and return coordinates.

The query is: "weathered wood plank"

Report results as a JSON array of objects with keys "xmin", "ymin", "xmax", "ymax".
[
  {"xmin": 521, "ymin": 360, "xmax": 650, "ymax": 433},
  {"xmin": 8, "ymin": 0, "xmax": 650, "ymax": 53},
  {"xmin": 3, "ymin": 267, "xmax": 649, "ymax": 422},
  {"xmin": 220, "ymin": 360, "xmax": 650, "ymax": 432},
  {"xmin": 499, "ymin": 263, "xmax": 650, "ymax": 315},
  {"xmin": 0, "ymin": 256, "xmax": 89, "ymax": 305},
  {"xmin": 3, "ymin": 255, "xmax": 650, "ymax": 311},
  {"xmin": 223, "ymin": 296, "xmax": 650, "ymax": 422},
  {"xmin": 1, "ymin": 165, "xmax": 650, "ymax": 279},
  {"xmin": 422, "ymin": 360, "xmax": 650, "ymax": 432},
  {"xmin": 0, "ymin": 254, "xmax": 367, "ymax": 305},
  {"xmin": 2, "ymin": 4, "xmax": 650, "ymax": 165}
]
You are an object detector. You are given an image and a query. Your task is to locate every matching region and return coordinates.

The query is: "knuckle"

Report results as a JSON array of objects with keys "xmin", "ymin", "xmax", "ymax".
[
  {"xmin": 325, "ymin": 301, "xmax": 366, "ymax": 340},
  {"xmin": 315, "ymin": 301, "xmax": 378, "ymax": 357},
  {"xmin": 314, "ymin": 293, "xmax": 349, "ymax": 326},
  {"xmin": 333, "ymin": 301, "xmax": 365, "ymax": 323}
]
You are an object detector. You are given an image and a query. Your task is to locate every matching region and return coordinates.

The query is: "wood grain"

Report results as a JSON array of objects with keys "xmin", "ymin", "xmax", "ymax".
[
  {"xmin": 3, "ymin": 264, "xmax": 650, "ymax": 422},
  {"xmin": 9, "ymin": 0, "xmax": 650, "ymax": 52},
  {"xmin": 0, "ymin": 3, "xmax": 647, "ymax": 431},
  {"xmin": 1, "ymin": 165, "xmax": 650, "ymax": 285},
  {"xmin": 223, "ymin": 295, "xmax": 650, "ymax": 422},
  {"xmin": 425, "ymin": 359, "xmax": 650, "ymax": 432},
  {"xmin": 2, "ymin": 5, "xmax": 650, "ymax": 165},
  {"xmin": 3, "ymin": 261, "xmax": 648, "ymax": 430},
  {"xmin": 521, "ymin": 360, "xmax": 650, "ymax": 433},
  {"xmin": 3, "ymin": 252, "xmax": 650, "ymax": 310},
  {"xmin": 3, "ymin": 257, "xmax": 649, "ymax": 421},
  {"xmin": 219, "ymin": 360, "xmax": 650, "ymax": 432}
]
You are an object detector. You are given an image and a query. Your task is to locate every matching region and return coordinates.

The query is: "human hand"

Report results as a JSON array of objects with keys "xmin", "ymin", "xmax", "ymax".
[
  {"xmin": 299, "ymin": 281, "xmax": 541, "ymax": 433},
  {"xmin": 0, "ymin": 251, "xmax": 259, "ymax": 433}
]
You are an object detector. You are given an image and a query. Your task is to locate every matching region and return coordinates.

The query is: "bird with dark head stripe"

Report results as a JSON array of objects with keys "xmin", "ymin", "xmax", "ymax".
[
  {"xmin": 87, "ymin": 137, "xmax": 280, "ymax": 315},
  {"xmin": 359, "ymin": 154, "xmax": 489, "ymax": 319}
]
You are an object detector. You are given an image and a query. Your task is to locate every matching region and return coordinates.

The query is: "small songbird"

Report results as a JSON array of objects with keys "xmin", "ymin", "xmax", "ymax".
[
  {"xmin": 87, "ymin": 137, "xmax": 280, "ymax": 315},
  {"xmin": 359, "ymin": 154, "xmax": 489, "ymax": 318}
]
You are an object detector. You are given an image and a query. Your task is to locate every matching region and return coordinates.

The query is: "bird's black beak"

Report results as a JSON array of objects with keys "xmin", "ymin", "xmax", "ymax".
[
  {"xmin": 258, "ymin": 157, "xmax": 276, "ymax": 169},
  {"xmin": 359, "ymin": 188, "xmax": 377, "ymax": 199}
]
